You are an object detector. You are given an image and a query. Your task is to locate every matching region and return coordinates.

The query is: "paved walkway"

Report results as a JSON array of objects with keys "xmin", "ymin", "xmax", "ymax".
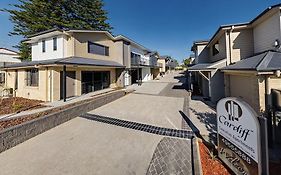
[
  {"xmin": 0, "ymin": 72, "xmax": 195, "ymax": 175},
  {"xmin": 187, "ymin": 96, "xmax": 217, "ymax": 145}
]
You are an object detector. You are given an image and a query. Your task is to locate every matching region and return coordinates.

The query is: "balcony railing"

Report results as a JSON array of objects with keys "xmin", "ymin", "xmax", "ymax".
[{"xmin": 131, "ymin": 56, "xmax": 160, "ymax": 67}]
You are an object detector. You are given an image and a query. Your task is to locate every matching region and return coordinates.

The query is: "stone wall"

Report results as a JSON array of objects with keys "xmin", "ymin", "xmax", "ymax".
[{"xmin": 0, "ymin": 90, "xmax": 125, "ymax": 153}]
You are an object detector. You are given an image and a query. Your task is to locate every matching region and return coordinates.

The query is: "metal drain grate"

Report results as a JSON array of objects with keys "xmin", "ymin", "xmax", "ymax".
[{"xmin": 80, "ymin": 113, "xmax": 194, "ymax": 139}]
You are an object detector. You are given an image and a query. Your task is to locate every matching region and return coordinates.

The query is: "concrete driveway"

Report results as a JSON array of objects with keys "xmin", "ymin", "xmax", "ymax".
[
  {"xmin": 89, "ymin": 93, "xmax": 184, "ymax": 129},
  {"xmin": 0, "ymin": 117, "xmax": 164, "ymax": 175},
  {"xmin": 0, "ymin": 72, "xmax": 194, "ymax": 175},
  {"xmin": 90, "ymin": 72, "xmax": 189, "ymax": 130}
]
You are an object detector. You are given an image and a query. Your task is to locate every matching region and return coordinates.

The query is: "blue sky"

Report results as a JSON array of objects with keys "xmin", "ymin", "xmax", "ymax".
[{"xmin": 0, "ymin": 0, "xmax": 280, "ymax": 63}]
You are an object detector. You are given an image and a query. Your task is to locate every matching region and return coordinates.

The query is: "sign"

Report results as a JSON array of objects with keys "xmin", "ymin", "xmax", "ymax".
[{"xmin": 217, "ymin": 97, "xmax": 261, "ymax": 175}]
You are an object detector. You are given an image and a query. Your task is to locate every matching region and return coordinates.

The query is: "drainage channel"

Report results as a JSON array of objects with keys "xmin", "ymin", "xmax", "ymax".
[{"xmin": 80, "ymin": 113, "xmax": 194, "ymax": 139}]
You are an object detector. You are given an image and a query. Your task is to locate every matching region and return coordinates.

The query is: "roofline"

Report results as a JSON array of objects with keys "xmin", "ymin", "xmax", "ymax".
[
  {"xmin": 0, "ymin": 48, "xmax": 19, "ymax": 54},
  {"xmin": 250, "ymin": 3, "xmax": 281, "ymax": 24},
  {"xmin": 27, "ymin": 28, "xmax": 64, "ymax": 38},
  {"xmin": 206, "ymin": 22, "xmax": 249, "ymax": 47},
  {"xmin": 114, "ymin": 35, "xmax": 151, "ymax": 52},
  {"xmin": 26, "ymin": 29, "xmax": 152, "ymax": 52},
  {"xmin": 206, "ymin": 3, "xmax": 281, "ymax": 47}
]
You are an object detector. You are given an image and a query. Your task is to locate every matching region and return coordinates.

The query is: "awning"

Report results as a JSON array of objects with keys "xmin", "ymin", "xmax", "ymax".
[
  {"xmin": 1, "ymin": 57, "xmax": 125, "ymax": 69},
  {"xmin": 221, "ymin": 51, "xmax": 281, "ymax": 72},
  {"xmin": 188, "ymin": 59, "xmax": 226, "ymax": 72}
]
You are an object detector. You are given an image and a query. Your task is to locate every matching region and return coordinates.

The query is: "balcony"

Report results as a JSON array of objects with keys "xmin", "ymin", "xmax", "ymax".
[{"xmin": 131, "ymin": 56, "xmax": 160, "ymax": 67}]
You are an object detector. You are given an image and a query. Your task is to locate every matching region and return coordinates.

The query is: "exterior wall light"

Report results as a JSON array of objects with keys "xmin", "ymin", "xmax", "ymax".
[
  {"xmin": 275, "ymin": 70, "xmax": 281, "ymax": 77},
  {"xmin": 274, "ymin": 39, "xmax": 280, "ymax": 48}
]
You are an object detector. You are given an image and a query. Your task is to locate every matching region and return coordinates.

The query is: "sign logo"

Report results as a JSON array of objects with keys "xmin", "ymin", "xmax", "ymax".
[
  {"xmin": 225, "ymin": 100, "xmax": 242, "ymax": 121},
  {"xmin": 217, "ymin": 97, "xmax": 261, "ymax": 175}
]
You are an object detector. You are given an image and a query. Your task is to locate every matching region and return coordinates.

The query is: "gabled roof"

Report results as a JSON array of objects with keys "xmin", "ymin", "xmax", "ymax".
[
  {"xmin": 25, "ymin": 28, "xmax": 151, "ymax": 52},
  {"xmin": 207, "ymin": 3, "xmax": 281, "ymax": 47},
  {"xmin": 221, "ymin": 51, "xmax": 281, "ymax": 72},
  {"xmin": 2, "ymin": 57, "xmax": 125, "ymax": 69},
  {"xmin": 191, "ymin": 40, "xmax": 209, "ymax": 51}
]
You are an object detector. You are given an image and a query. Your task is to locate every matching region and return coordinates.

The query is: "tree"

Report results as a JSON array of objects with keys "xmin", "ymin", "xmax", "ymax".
[
  {"xmin": 3, "ymin": 0, "xmax": 112, "ymax": 60},
  {"xmin": 183, "ymin": 58, "xmax": 192, "ymax": 66}
]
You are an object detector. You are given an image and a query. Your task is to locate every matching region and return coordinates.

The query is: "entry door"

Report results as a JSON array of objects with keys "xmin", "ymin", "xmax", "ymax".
[{"xmin": 60, "ymin": 71, "xmax": 76, "ymax": 99}]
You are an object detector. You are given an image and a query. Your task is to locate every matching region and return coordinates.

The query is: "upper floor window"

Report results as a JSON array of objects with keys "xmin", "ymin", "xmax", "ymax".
[
  {"xmin": 212, "ymin": 41, "xmax": 219, "ymax": 56},
  {"xmin": 131, "ymin": 52, "xmax": 141, "ymax": 59},
  {"xmin": 53, "ymin": 37, "xmax": 57, "ymax": 51},
  {"xmin": 26, "ymin": 68, "xmax": 39, "ymax": 87},
  {"xmin": 0, "ymin": 73, "xmax": 5, "ymax": 84},
  {"xmin": 88, "ymin": 42, "xmax": 109, "ymax": 56},
  {"xmin": 42, "ymin": 40, "xmax": 46, "ymax": 53}
]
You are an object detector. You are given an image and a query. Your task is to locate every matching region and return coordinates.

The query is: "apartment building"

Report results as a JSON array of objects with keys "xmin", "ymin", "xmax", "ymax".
[
  {"xmin": 0, "ymin": 48, "xmax": 21, "ymax": 96},
  {"xmin": 190, "ymin": 23, "xmax": 252, "ymax": 102},
  {"xmin": 2, "ymin": 29, "xmax": 160, "ymax": 101},
  {"xmin": 190, "ymin": 4, "xmax": 281, "ymax": 115}
]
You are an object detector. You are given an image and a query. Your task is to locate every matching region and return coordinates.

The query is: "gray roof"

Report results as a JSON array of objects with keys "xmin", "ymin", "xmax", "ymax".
[
  {"xmin": 221, "ymin": 51, "xmax": 281, "ymax": 72},
  {"xmin": 189, "ymin": 59, "xmax": 226, "ymax": 71},
  {"xmin": 2, "ymin": 57, "xmax": 125, "ymax": 69},
  {"xmin": 188, "ymin": 63, "xmax": 213, "ymax": 71}
]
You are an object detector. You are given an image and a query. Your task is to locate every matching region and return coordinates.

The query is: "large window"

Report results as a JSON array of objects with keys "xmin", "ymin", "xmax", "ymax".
[
  {"xmin": 131, "ymin": 52, "xmax": 141, "ymax": 65},
  {"xmin": 212, "ymin": 41, "xmax": 219, "ymax": 56},
  {"xmin": 53, "ymin": 37, "xmax": 57, "ymax": 51},
  {"xmin": 26, "ymin": 69, "xmax": 39, "ymax": 86},
  {"xmin": 88, "ymin": 42, "xmax": 109, "ymax": 56},
  {"xmin": 42, "ymin": 40, "xmax": 46, "ymax": 53}
]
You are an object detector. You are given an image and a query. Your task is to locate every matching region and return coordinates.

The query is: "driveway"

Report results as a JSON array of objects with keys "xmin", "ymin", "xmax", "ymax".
[
  {"xmin": 90, "ymin": 72, "xmax": 190, "ymax": 130},
  {"xmin": 0, "ymin": 72, "xmax": 194, "ymax": 175}
]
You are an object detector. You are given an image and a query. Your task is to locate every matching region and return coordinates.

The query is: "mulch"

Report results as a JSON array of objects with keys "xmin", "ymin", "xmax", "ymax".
[
  {"xmin": 199, "ymin": 142, "xmax": 232, "ymax": 175},
  {"xmin": 0, "ymin": 91, "xmax": 120, "ymax": 131},
  {"xmin": 0, "ymin": 97, "xmax": 45, "ymax": 115}
]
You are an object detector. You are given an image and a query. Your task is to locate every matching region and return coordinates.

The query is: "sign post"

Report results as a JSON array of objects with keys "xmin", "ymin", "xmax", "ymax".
[{"xmin": 217, "ymin": 97, "xmax": 261, "ymax": 175}]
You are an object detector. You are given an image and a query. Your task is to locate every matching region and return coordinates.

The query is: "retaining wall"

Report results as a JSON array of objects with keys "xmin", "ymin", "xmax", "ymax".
[{"xmin": 0, "ymin": 90, "xmax": 125, "ymax": 153}]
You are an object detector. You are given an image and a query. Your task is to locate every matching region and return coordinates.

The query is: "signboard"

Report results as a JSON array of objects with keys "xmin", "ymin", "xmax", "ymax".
[{"xmin": 217, "ymin": 97, "xmax": 261, "ymax": 175}]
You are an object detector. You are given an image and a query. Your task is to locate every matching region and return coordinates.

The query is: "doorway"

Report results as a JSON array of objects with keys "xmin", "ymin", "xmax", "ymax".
[
  {"xmin": 60, "ymin": 71, "xmax": 76, "ymax": 99},
  {"xmin": 81, "ymin": 71, "xmax": 110, "ymax": 94},
  {"xmin": 131, "ymin": 68, "xmax": 142, "ymax": 84}
]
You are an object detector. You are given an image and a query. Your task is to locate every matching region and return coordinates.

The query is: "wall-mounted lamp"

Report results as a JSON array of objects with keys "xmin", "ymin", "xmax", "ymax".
[
  {"xmin": 275, "ymin": 70, "xmax": 281, "ymax": 77},
  {"xmin": 274, "ymin": 39, "xmax": 280, "ymax": 48}
]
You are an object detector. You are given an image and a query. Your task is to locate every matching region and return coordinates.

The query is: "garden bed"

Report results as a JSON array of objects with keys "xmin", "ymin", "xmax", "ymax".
[
  {"xmin": 0, "ymin": 90, "xmax": 125, "ymax": 131},
  {"xmin": 0, "ymin": 97, "xmax": 45, "ymax": 115},
  {"xmin": 199, "ymin": 142, "xmax": 232, "ymax": 175}
]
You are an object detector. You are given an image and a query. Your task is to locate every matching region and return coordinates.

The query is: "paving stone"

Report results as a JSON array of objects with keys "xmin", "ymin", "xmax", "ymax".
[{"xmin": 146, "ymin": 137, "xmax": 193, "ymax": 175}]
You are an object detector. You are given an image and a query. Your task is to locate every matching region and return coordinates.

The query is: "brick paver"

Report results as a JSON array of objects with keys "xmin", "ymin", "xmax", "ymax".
[{"xmin": 146, "ymin": 137, "xmax": 193, "ymax": 175}]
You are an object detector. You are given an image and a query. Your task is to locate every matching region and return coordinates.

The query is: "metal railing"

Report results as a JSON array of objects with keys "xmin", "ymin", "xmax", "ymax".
[{"xmin": 131, "ymin": 57, "xmax": 160, "ymax": 67}]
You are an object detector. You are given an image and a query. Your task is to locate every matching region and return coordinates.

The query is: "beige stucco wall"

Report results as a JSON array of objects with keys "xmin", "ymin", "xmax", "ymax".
[
  {"xmin": 15, "ymin": 69, "xmax": 49, "ymax": 101},
  {"xmin": 70, "ymin": 33, "xmax": 124, "ymax": 65},
  {"xmin": 258, "ymin": 76, "xmax": 281, "ymax": 112},
  {"xmin": 230, "ymin": 29, "xmax": 254, "ymax": 62},
  {"xmin": 253, "ymin": 10, "xmax": 281, "ymax": 54},
  {"xmin": 209, "ymin": 33, "xmax": 227, "ymax": 63},
  {"xmin": 5, "ymin": 66, "xmax": 118, "ymax": 102},
  {"xmin": 225, "ymin": 72, "xmax": 261, "ymax": 113},
  {"xmin": 158, "ymin": 59, "xmax": 166, "ymax": 73}
]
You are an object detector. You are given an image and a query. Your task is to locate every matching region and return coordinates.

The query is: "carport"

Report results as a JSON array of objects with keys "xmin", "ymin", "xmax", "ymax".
[{"xmin": 188, "ymin": 59, "xmax": 226, "ymax": 102}]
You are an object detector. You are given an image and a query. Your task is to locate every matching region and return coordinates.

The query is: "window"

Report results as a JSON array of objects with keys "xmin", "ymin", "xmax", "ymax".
[
  {"xmin": 26, "ymin": 69, "xmax": 39, "ymax": 86},
  {"xmin": 212, "ymin": 41, "xmax": 219, "ymax": 56},
  {"xmin": 88, "ymin": 42, "xmax": 109, "ymax": 56},
  {"xmin": 131, "ymin": 52, "xmax": 141, "ymax": 65},
  {"xmin": 53, "ymin": 37, "xmax": 57, "ymax": 51},
  {"xmin": 0, "ymin": 73, "xmax": 5, "ymax": 84},
  {"xmin": 42, "ymin": 40, "xmax": 46, "ymax": 52}
]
